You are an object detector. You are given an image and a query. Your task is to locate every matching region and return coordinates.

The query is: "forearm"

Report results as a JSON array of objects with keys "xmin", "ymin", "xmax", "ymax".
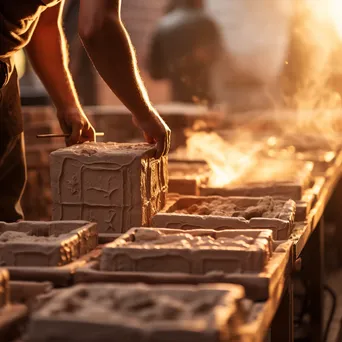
[
  {"xmin": 26, "ymin": 4, "xmax": 81, "ymax": 111},
  {"xmin": 79, "ymin": 13, "xmax": 154, "ymax": 121}
]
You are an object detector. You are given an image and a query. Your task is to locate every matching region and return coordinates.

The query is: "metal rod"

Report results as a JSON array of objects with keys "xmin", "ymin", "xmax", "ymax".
[{"xmin": 36, "ymin": 132, "xmax": 105, "ymax": 139}]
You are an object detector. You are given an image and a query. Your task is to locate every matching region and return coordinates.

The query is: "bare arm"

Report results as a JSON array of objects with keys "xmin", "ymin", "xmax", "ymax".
[
  {"xmin": 78, "ymin": 0, "xmax": 170, "ymax": 157},
  {"xmin": 26, "ymin": 1, "xmax": 95, "ymax": 145}
]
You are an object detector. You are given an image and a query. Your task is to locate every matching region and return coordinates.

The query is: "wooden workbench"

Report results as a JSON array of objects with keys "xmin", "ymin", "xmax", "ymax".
[{"xmin": 238, "ymin": 150, "xmax": 342, "ymax": 342}]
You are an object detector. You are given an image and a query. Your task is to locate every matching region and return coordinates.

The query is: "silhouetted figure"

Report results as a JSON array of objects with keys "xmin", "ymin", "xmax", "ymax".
[{"xmin": 147, "ymin": 0, "xmax": 222, "ymax": 106}]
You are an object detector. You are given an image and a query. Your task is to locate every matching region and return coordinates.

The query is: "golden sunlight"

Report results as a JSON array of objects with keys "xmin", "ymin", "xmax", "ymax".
[
  {"xmin": 328, "ymin": 0, "xmax": 342, "ymax": 39},
  {"xmin": 184, "ymin": 132, "xmax": 262, "ymax": 187}
]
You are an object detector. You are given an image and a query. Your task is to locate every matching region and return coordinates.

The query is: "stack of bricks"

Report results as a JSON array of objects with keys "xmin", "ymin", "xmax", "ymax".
[{"xmin": 22, "ymin": 106, "xmax": 65, "ymax": 220}]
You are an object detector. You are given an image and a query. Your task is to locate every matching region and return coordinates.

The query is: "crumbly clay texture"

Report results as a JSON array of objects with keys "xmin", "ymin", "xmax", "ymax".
[
  {"xmin": 50, "ymin": 142, "xmax": 168, "ymax": 234},
  {"xmin": 26, "ymin": 283, "xmax": 245, "ymax": 342},
  {"xmin": 100, "ymin": 227, "xmax": 273, "ymax": 274},
  {"xmin": 173, "ymin": 196, "xmax": 286, "ymax": 219},
  {"xmin": 152, "ymin": 196, "xmax": 296, "ymax": 240},
  {"xmin": 0, "ymin": 231, "xmax": 70, "ymax": 243}
]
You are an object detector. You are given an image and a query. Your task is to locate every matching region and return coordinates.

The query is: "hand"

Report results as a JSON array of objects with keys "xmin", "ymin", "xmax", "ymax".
[
  {"xmin": 57, "ymin": 107, "xmax": 96, "ymax": 146},
  {"xmin": 132, "ymin": 109, "xmax": 171, "ymax": 158}
]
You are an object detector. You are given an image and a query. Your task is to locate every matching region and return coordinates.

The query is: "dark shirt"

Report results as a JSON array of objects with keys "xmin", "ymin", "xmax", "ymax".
[
  {"xmin": 147, "ymin": 8, "xmax": 222, "ymax": 105},
  {"xmin": 0, "ymin": 0, "xmax": 60, "ymax": 136},
  {"xmin": 0, "ymin": 0, "xmax": 61, "ymax": 85}
]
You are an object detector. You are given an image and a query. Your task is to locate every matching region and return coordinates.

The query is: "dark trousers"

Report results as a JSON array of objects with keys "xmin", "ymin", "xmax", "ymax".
[{"xmin": 0, "ymin": 67, "xmax": 26, "ymax": 222}]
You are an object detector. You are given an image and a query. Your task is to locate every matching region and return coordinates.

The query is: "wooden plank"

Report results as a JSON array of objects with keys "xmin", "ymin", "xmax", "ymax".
[{"xmin": 291, "ymin": 223, "xmax": 311, "ymax": 259}]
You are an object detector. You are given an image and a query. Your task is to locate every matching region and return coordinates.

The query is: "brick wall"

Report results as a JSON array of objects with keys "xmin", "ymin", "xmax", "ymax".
[{"xmin": 22, "ymin": 107, "xmax": 66, "ymax": 221}]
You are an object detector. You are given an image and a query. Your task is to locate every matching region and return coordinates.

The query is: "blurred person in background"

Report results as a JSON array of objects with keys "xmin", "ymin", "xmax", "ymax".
[
  {"xmin": 147, "ymin": 0, "xmax": 223, "ymax": 106},
  {"xmin": 0, "ymin": 0, "xmax": 170, "ymax": 222}
]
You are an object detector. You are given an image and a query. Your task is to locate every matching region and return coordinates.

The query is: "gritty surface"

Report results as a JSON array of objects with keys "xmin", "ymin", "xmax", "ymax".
[
  {"xmin": 124, "ymin": 229, "xmax": 255, "ymax": 250},
  {"xmin": 59, "ymin": 142, "xmax": 154, "ymax": 156},
  {"xmin": 174, "ymin": 196, "xmax": 285, "ymax": 219},
  {"xmin": 0, "ymin": 231, "xmax": 69, "ymax": 243},
  {"xmin": 41, "ymin": 285, "xmax": 227, "ymax": 323}
]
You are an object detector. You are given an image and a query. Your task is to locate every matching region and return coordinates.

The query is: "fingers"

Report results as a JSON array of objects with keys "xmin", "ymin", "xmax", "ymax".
[
  {"xmin": 80, "ymin": 123, "xmax": 96, "ymax": 143},
  {"xmin": 155, "ymin": 129, "xmax": 171, "ymax": 159},
  {"xmin": 132, "ymin": 113, "xmax": 171, "ymax": 158},
  {"xmin": 65, "ymin": 120, "xmax": 96, "ymax": 146},
  {"xmin": 68, "ymin": 122, "xmax": 83, "ymax": 146}
]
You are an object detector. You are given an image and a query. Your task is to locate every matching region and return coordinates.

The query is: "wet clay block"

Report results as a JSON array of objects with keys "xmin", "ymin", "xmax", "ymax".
[
  {"xmin": 100, "ymin": 227, "xmax": 273, "ymax": 274},
  {"xmin": 152, "ymin": 196, "xmax": 295, "ymax": 240},
  {"xmin": 0, "ymin": 221, "xmax": 98, "ymax": 267},
  {"xmin": 0, "ymin": 268, "xmax": 9, "ymax": 308},
  {"xmin": 26, "ymin": 283, "xmax": 245, "ymax": 342},
  {"xmin": 50, "ymin": 142, "xmax": 168, "ymax": 234}
]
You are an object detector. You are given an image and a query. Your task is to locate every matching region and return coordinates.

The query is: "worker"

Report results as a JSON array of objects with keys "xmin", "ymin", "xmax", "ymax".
[
  {"xmin": 0, "ymin": 0, "xmax": 171, "ymax": 222},
  {"xmin": 147, "ymin": 0, "xmax": 222, "ymax": 106}
]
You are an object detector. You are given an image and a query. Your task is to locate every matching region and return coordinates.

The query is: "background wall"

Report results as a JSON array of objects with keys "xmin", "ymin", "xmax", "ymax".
[{"xmin": 97, "ymin": 0, "xmax": 294, "ymax": 106}]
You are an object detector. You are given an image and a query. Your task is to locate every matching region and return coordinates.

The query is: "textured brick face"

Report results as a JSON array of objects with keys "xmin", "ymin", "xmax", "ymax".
[{"xmin": 50, "ymin": 142, "xmax": 168, "ymax": 234}]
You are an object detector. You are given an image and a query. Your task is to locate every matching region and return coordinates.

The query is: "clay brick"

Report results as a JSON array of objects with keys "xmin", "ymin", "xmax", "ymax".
[
  {"xmin": 152, "ymin": 196, "xmax": 296, "ymax": 240},
  {"xmin": 50, "ymin": 142, "xmax": 168, "ymax": 234},
  {"xmin": 0, "ymin": 221, "xmax": 98, "ymax": 267},
  {"xmin": 26, "ymin": 283, "xmax": 245, "ymax": 342},
  {"xmin": 101, "ymin": 227, "xmax": 273, "ymax": 274}
]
